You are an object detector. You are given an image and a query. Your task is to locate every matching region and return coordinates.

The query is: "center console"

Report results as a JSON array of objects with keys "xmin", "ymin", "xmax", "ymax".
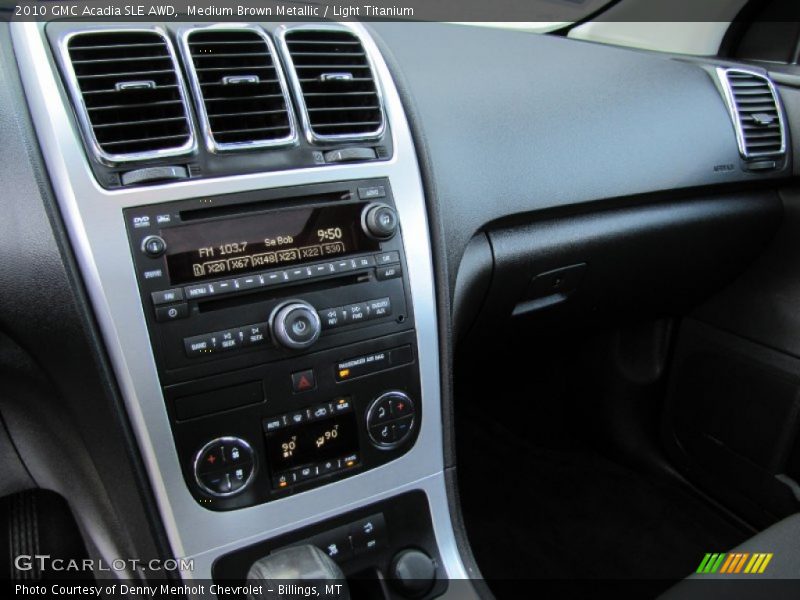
[
  {"xmin": 11, "ymin": 19, "xmax": 476, "ymax": 598},
  {"xmin": 125, "ymin": 178, "xmax": 422, "ymax": 510}
]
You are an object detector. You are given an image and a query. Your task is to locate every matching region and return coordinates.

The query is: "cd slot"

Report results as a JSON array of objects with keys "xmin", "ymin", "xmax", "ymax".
[
  {"xmin": 197, "ymin": 273, "xmax": 367, "ymax": 314},
  {"xmin": 179, "ymin": 190, "xmax": 352, "ymax": 222}
]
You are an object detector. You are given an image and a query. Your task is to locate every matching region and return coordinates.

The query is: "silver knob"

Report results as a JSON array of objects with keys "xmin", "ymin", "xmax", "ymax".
[{"xmin": 270, "ymin": 300, "xmax": 322, "ymax": 350}]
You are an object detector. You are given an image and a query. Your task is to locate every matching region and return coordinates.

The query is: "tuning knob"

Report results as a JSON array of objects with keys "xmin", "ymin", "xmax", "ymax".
[
  {"xmin": 270, "ymin": 300, "xmax": 322, "ymax": 350},
  {"xmin": 361, "ymin": 203, "xmax": 398, "ymax": 240}
]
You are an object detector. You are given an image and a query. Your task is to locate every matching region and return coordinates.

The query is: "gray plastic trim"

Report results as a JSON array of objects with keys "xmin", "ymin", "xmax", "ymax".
[{"xmin": 11, "ymin": 21, "xmax": 471, "ymax": 587}]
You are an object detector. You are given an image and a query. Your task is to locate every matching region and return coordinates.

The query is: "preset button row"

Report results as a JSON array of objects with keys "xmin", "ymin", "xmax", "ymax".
[
  {"xmin": 318, "ymin": 297, "xmax": 393, "ymax": 330},
  {"xmin": 272, "ymin": 452, "xmax": 359, "ymax": 490},
  {"xmin": 184, "ymin": 322, "xmax": 268, "ymax": 358}
]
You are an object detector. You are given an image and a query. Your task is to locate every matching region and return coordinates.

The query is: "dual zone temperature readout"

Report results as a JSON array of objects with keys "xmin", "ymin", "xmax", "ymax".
[
  {"xmin": 162, "ymin": 203, "xmax": 379, "ymax": 285},
  {"xmin": 266, "ymin": 411, "xmax": 359, "ymax": 477}
]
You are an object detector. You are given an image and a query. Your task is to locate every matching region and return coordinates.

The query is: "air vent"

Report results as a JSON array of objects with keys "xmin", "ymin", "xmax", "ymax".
[
  {"xmin": 718, "ymin": 68, "xmax": 786, "ymax": 159},
  {"xmin": 181, "ymin": 27, "xmax": 295, "ymax": 151},
  {"xmin": 281, "ymin": 27, "xmax": 385, "ymax": 142},
  {"xmin": 61, "ymin": 29, "xmax": 195, "ymax": 164}
]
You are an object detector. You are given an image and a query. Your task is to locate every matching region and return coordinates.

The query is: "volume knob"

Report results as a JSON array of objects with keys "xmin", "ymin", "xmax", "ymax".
[
  {"xmin": 270, "ymin": 300, "xmax": 322, "ymax": 350},
  {"xmin": 361, "ymin": 203, "xmax": 399, "ymax": 240}
]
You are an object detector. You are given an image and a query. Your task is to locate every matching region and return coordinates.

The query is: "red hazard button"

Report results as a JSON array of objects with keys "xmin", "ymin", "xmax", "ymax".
[{"xmin": 291, "ymin": 369, "xmax": 316, "ymax": 393}]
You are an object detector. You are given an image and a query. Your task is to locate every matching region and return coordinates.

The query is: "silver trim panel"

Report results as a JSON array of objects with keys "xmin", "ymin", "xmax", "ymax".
[
  {"xmin": 11, "ymin": 20, "xmax": 470, "ymax": 584},
  {"xmin": 178, "ymin": 24, "xmax": 298, "ymax": 153},
  {"xmin": 716, "ymin": 67, "xmax": 787, "ymax": 160},
  {"xmin": 55, "ymin": 26, "xmax": 198, "ymax": 166},
  {"xmin": 276, "ymin": 24, "xmax": 387, "ymax": 145}
]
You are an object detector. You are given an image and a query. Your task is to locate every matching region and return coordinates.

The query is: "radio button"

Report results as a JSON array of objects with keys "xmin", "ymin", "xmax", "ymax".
[
  {"xmin": 366, "ymin": 297, "xmax": 392, "ymax": 319},
  {"xmin": 286, "ymin": 267, "xmax": 312, "ymax": 282},
  {"xmin": 151, "ymin": 288, "xmax": 184, "ymax": 306},
  {"xmin": 155, "ymin": 303, "xmax": 189, "ymax": 322},
  {"xmin": 215, "ymin": 279, "xmax": 240, "ymax": 294},
  {"xmin": 375, "ymin": 251, "xmax": 400, "ymax": 266},
  {"xmin": 184, "ymin": 335, "xmax": 216, "ymax": 357},
  {"xmin": 330, "ymin": 259, "xmax": 356, "ymax": 273},
  {"xmin": 354, "ymin": 255, "xmax": 376, "ymax": 269},
  {"xmin": 235, "ymin": 275, "xmax": 262, "ymax": 290},
  {"xmin": 376, "ymin": 265, "xmax": 402, "ymax": 281},
  {"xmin": 239, "ymin": 323, "xmax": 268, "ymax": 346},
  {"xmin": 319, "ymin": 307, "xmax": 340, "ymax": 329},
  {"xmin": 263, "ymin": 271, "xmax": 289, "ymax": 287},
  {"xmin": 310, "ymin": 263, "xmax": 333, "ymax": 278},
  {"xmin": 345, "ymin": 302, "xmax": 369, "ymax": 323},
  {"xmin": 358, "ymin": 185, "xmax": 386, "ymax": 200},
  {"xmin": 219, "ymin": 330, "xmax": 240, "ymax": 351},
  {"xmin": 185, "ymin": 284, "xmax": 213, "ymax": 299}
]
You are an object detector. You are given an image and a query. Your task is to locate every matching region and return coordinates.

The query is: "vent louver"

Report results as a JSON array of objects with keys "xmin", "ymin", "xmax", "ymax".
[
  {"xmin": 281, "ymin": 27, "xmax": 385, "ymax": 142},
  {"xmin": 181, "ymin": 27, "xmax": 295, "ymax": 151},
  {"xmin": 62, "ymin": 29, "xmax": 195, "ymax": 164},
  {"xmin": 719, "ymin": 68, "xmax": 786, "ymax": 159}
]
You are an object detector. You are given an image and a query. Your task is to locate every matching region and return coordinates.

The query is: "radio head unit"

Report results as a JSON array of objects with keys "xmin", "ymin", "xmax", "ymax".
[{"xmin": 125, "ymin": 179, "xmax": 422, "ymax": 511}]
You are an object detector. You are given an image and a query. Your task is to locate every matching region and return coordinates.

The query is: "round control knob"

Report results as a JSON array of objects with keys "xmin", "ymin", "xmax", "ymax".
[
  {"xmin": 361, "ymin": 203, "xmax": 399, "ymax": 240},
  {"xmin": 366, "ymin": 391, "xmax": 416, "ymax": 449},
  {"xmin": 141, "ymin": 235, "xmax": 166, "ymax": 258},
  {"xmin": 194, "ymin": 437, "xmax": 255, "ymax": 498},
  {"xmin": 390, "ymin": 549, "xmax": 436, "ymax": 597},
  {"xmin": 270, "ymin": 300, "xmax": 322, "ymax": 350}
]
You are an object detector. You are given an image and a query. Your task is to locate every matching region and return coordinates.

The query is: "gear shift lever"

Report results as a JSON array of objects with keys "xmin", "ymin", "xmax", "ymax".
[{"xmin": 247, "ymin": 545, "xmax": 350, "ymax": 600}]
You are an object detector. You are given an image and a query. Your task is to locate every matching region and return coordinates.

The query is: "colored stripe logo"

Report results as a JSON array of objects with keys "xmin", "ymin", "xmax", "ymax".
[{"xmin": 696, "ymin": 553, "xmax": 773, "ymax": 574}]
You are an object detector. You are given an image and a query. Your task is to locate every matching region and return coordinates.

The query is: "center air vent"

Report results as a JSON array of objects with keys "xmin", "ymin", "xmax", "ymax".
[
  {"xmin": 281, "ymin": 27, "xmax": 385, "ymax": 142},
  {"xmin": 61, "ymin": 29, "xmax": 195, "ymax": 164},
  {"xmin": 718, "ymin": 68, "xmax": 786, "ymax": 159},
  {"xmin": 181, "ymin": 27, "xmax": 295, "ymax": 151}
]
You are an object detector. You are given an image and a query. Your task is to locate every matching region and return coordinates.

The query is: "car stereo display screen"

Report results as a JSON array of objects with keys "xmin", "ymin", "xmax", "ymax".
[
  {"xmin": 266, "ymin": 413, "xmax": 358, "ymax": 474},
  {"xmin": 163, "ymin": 203, "xmax": 379, "ymax": 285}
]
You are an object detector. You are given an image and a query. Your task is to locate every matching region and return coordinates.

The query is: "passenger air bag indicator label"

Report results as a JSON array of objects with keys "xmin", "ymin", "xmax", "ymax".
[{"xmin": 336, "ymin": 346, "xmax": 414, "ymax": 381}]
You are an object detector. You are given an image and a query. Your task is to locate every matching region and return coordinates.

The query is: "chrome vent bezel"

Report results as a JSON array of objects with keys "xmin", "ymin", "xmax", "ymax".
[
  {"xmin": 57, "ymin": 27, "xmax": 197, "ymax": 166},
  {"xmin": 179, "ymin": 24, "xmax": 298, "ymax": 153},
  {"xmin": 277, "ymin": 24, "xmax": 386, "ymax": 144},
  {"xmin": 717, "ymin": 67, "xmax": 787, "ymax": 160}
]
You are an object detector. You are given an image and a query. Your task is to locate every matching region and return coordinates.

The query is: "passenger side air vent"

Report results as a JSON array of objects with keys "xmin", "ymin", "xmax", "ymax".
[
  {"xmin": 281, "ymin": 28, "xmax": 385, "ymax": 142},
  {"xmin": 181, "ymin": 27, "xmax": 295, "ymax": 151},
  {"xmin": 718, "ymin": 68, "xmax": 786, "ymax": 159},
  {"xmin": 61, "ymin": 29, "xmax": 195, "ymax": 164}
]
